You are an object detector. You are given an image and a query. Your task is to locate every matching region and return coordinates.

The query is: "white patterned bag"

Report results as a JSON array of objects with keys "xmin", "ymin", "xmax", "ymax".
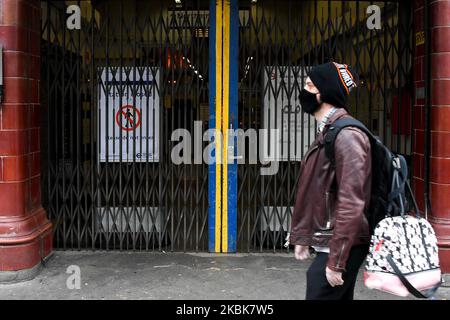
[{"xmin": 364, "ymin": 214, "xmax": 442, "ymax": 298}]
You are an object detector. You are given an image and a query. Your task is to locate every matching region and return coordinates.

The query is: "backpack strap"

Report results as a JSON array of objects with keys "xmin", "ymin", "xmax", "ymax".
[
  {"xmin": 387, "ymin": 155, "xmax": 408, "ymax": 216},
  {"xmin": 323, "ymin": 118, "xmax": 375, "ymax": 168}
]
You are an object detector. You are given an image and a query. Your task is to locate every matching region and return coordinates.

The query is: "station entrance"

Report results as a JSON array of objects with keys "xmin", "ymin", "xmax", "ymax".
[{"xmin": 40, "ymin": 0, "xmax": 414, "ymax": 252}]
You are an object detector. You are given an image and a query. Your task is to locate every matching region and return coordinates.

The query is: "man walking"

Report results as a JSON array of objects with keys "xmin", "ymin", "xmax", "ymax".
[{"xmin": 290, "ymin": 62, "xmax": 372, "ymax": 300}]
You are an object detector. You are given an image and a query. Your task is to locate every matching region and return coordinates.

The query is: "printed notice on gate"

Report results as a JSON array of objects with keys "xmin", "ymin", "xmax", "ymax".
[
  {"xmin": 263, "ymin": 66, "xmax": 316, "ymax": 161},
  {"xmin": 99, "ymin": 67, "xmax": 160, "ymax": 162}
]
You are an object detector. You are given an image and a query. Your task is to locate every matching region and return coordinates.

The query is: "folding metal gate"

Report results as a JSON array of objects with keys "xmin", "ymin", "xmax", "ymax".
[
  {"xmin": 236, "ymin": 0, "xmax": 414, "ymax": 252},
  {"xmin": 40, "ymin": 0, "xmax": 414, "ymax": 252},
  {"xmin": 41, "ymin": 0, "xmax": 210, "ymax": 251}
]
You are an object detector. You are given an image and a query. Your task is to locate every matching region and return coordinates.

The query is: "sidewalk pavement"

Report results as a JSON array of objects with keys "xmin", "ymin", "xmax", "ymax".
[{"xmin": 0, "ymin": 251, "xmax": 449, "ymax": 300}]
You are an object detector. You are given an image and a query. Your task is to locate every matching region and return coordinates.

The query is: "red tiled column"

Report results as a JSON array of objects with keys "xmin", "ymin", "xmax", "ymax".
[
  {"xmin": 0, "ymin": 0, "xmax": 52, "ymax": 281},
  {"xmin": 413, "ymin": 0, "xmax": 450, "ymax": 273}
]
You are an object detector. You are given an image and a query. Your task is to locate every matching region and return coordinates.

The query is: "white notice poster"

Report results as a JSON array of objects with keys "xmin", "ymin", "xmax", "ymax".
[
  {"xmin": 263, "ymin": 66, "xmax": 317, "ymax": 161},
  {"xmin": 99, "ymin": 67, "xmax": 159, "ymax": 162}
]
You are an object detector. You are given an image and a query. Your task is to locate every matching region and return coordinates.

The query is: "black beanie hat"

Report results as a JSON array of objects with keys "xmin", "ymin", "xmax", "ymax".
[{"xmin": 307, "ymin": 62, "xmax": 359, "ymax": 109}]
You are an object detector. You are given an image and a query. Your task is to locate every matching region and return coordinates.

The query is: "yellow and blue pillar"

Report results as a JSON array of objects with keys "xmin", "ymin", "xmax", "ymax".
[{"xmin": 208, "ymin": 0, "xmax": 238, "ymax": 253}]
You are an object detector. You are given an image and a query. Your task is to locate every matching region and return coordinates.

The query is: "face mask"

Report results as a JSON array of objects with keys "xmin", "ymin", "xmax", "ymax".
[{"xmin": 299, "ymin": 89, "xmax": 321, "ymax": 115}]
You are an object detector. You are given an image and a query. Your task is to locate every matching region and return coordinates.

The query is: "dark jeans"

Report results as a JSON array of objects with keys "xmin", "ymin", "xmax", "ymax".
[{"xmin": 305, "ymin": 244, "xmax": 369, "ymax": 300}]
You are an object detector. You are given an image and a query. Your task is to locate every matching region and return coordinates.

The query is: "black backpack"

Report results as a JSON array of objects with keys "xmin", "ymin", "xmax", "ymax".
[{"xmin": 322, "ymin": 118, "xmax": 420, "ymax": 234}]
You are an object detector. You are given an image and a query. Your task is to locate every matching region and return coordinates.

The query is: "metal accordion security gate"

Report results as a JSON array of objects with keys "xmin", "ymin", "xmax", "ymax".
[
  {"xmin": 41, "ymin": 0, "xmax": 210, "ymax": 251},
  {"xmin": 236, "ymin": 0, "xmax": 414, "ymax": 252},
  {"xmin": 40, "ymin": 0, "xmax": 414, "ymax": 252}
]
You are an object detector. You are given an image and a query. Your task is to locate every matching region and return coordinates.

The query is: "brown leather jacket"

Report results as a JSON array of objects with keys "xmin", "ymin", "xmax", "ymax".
[{"xmin": 289, "ymin": 108, "xmax": 372, "ymax": 272}]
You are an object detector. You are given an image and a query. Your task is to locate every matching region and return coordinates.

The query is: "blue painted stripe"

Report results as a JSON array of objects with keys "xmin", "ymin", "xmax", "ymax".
[
  {"xmin": 227, "ymin": 0, "xmax": 239, "ymax": 253},
  {"xmin": 208, "ymin": 0, "xmax": 217, "ymax": 252}
]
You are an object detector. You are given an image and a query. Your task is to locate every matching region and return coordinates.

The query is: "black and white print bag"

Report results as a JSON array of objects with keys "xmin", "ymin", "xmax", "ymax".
[
  {"xmin": 364, "ymin": 215, "xmax": 442, "ymax": 298},
  {"xmin": 364, "ymin": 157, "xmax": 442, "ymax": 298}
]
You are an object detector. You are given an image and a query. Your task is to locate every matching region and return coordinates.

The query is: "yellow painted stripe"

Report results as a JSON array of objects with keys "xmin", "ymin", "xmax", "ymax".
[
  {"xmin": 221, "ymin": 0, "xmax": 230, "ymax": 253},
  {"xmin": 215, "ymin": 0, "xmax": 223, "ymax": 253}
]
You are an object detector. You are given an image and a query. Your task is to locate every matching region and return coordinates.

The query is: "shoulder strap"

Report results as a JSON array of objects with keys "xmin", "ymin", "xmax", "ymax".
[
  {"xmin": 323, "ymin": 118, "xmax": 375, "ymax": 167},
  {"xmin": 387, "ymin": 155, "xmax": 409, "ymax": 216}
]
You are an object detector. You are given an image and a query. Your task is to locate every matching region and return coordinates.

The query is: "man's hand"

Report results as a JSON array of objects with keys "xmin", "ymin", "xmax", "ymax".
[
  {"xmin": 294, "ymin": 245, "xmax": 310, "ymax": 260},
  {"xmin": 326, "ymin": 267, "xmax": 344, "ymax": 287}
]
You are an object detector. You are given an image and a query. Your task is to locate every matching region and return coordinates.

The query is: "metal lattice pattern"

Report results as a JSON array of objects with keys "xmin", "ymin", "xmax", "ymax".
[
  {"xmin": 41, "ymin": 0, "xmax": 210, "ymax": 251},
  {"xmin": 236, "ymin": 0, "xmax": 414, "ymax": 252},
  {"xmin": 40, "ymin": 0, "xmax": 414, "ymax": 253}
]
